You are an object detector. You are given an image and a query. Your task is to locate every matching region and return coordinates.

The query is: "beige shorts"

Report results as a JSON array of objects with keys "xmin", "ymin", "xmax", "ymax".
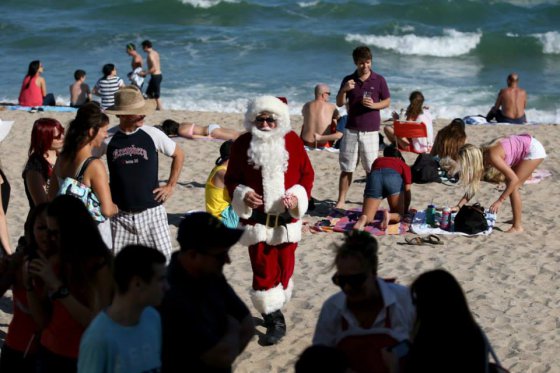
[{"xmin": 339, "ymin": 129, "xmax": 379, "ymax": 173}]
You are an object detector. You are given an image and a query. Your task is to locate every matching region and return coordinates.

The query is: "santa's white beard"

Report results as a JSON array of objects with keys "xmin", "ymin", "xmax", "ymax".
[{"xmin": 248, "ymin": 127, "xmax": 289, "ymax": 214}]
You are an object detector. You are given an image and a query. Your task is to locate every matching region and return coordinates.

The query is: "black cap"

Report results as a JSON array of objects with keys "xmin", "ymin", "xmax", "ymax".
[{"xmin": 177, "ymin": 212, "xmax": 243, "ymax": 252}]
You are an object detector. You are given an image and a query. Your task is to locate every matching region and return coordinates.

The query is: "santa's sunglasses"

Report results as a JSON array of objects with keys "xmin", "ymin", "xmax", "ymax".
[
  {"xmin": 255, "ymin": 116, "xmax": 276, "ymax": 124},
  {"xmin": 331, "ymin": 273, "xmax": 368, "ymax": 289}
]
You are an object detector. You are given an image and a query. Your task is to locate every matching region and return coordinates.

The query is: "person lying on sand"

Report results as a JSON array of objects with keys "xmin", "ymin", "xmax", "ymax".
[{"xmin": 155, "ymin": 119, "xmax": 242, "ymax": 141}]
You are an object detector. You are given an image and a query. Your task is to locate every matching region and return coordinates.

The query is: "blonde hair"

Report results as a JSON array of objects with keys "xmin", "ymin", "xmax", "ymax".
[
  {"xmin": 480, "ymin": 137, "xmax": 505, "ymax": 184},
  {"xmin": 457, "ymin": 144, "xmax": 484, "ymax": 199}
]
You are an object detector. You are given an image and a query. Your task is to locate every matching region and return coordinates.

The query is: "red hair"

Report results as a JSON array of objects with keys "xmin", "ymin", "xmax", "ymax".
[{"xmin": 28, "ymin": 118, "xmax": 64, "ymax": 176}]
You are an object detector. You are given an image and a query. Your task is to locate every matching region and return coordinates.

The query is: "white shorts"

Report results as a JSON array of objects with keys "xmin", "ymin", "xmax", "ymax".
[
  {"xmin": 339, "ymin": 129, "xmax": 378, "ymax": 173},
  {"xmin": 525, "ymin": 137, "xmax": 547, "ymax": 160}
]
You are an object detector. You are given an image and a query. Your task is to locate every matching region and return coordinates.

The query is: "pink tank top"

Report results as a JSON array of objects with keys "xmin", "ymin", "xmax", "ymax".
[
  {"xmin": 19, "ymin": 76, "xmax": 43, "ymax": 107},
  {"xmin": 499, "ymin": 133, "xmax": 532, "ymax": 167}
]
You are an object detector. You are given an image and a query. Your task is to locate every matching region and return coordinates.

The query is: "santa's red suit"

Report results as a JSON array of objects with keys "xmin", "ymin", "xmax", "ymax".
[{"xmin": 225, "ymin": 96, "xmax": 314, "ymax": 317}]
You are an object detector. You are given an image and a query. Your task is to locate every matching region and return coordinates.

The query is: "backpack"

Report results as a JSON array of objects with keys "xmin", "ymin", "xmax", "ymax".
[
  {"xmin": 454, "ymin": 203, "xmax": 489, "ymax": 234},
  {"xmin": 411, "ymin": 154, "xmax": 440, "ymax": 184}
]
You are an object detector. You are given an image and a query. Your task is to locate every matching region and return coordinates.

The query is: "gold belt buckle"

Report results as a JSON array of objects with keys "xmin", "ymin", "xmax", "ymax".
[{"xmin": 265, "ymin": 214, "xmax": 280, "ymax": 228}]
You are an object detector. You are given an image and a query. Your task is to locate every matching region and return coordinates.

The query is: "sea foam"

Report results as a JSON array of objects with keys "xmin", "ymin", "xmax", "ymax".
[
  {"xmin": 178, "ymin": 0, "xmax": 238, "ymax": 8},
  {"xmin": 345, "ymin": 29, "xmax": 482, "ymax": 57},
  {"xmin": 532, "ymin": 31, "xmax": 560, "ymax": 54}
]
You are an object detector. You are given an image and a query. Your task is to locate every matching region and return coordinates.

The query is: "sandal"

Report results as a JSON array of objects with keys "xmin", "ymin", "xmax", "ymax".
[
  {"xmin": 421, "ymin": 234, "xmax": 443, "ymax": 245},
  {"xmin": 404, "ymin": 236, "xmax": 424, "ymax": 246}
]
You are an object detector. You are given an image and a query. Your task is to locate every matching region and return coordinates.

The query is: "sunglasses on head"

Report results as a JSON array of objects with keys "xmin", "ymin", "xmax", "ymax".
[
  {"xmin": 332, "ymin": 273, "xmax": 368, "ymax": 289},
  {"xmin": 255, "ymin": 117, "xmax": 276, "ymax": 124}
]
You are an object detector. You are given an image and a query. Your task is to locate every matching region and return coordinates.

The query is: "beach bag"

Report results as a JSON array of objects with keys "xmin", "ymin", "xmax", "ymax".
[
  {"xmin": 454, "ymin": 203, "xmax": 488, "ymax": 234},
  {"xmin": 57, "ymin": 157, "xmax": 105, "ymax": 222},
  {"xmin": 411, "ymin": 154, "xmax": 440, "ymax": 184}
]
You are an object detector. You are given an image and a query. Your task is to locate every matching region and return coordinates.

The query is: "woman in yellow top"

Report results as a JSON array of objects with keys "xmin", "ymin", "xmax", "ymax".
[{"xmin": 205, "ymin": 140, "xmax": 239, "ymax": 228}]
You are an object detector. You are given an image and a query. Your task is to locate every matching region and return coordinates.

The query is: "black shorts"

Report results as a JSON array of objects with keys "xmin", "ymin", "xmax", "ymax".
[{"xmin": 146, "ymin": 74, "xmax": 162, "ymax": 99}]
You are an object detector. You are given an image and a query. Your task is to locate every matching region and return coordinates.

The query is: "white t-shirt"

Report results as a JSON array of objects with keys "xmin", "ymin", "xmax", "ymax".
[
  {"xmin": 312, "ymin": 278, "xmax": 415, "ymax": 347},
  {"xmin": 410, "ymin": 109, "xmax": 434, "ymax": 153}
]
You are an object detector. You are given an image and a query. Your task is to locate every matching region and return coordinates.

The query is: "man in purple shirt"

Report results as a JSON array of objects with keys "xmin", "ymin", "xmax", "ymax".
[{"xmin": 335, "ymin": 46, "xmax": 391, "ymax": 209}]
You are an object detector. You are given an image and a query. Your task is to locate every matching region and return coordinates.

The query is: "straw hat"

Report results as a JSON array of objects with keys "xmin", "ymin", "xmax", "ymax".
[{"xmin": 105, "ymin": 86, "xmax": 156, "ymax": 115}]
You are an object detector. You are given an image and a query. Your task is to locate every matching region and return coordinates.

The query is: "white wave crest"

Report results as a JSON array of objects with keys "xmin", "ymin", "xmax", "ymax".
[
  {"xmin": 178, "ymin": 0, "xmax": 238, "ymax": 8},
  {"xmin": 532, "ymin": 31, "xmax": 560, "ymax": 54},
  {"xmin": 298, "ymin": 1, "xmax": 319, "ymax": 7},
  {"xmin": 345, "ymin": 29, "xmax": 482, "ymax": 57}
]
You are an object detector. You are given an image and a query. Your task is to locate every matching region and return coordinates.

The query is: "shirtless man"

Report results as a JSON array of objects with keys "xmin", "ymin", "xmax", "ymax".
[
  {"xmin": 69, "ymin": 69, "xmax": 91, "ymax": 108},
  {"xmin": 486, "ymin": 73, "xmax": 527, "ymax": 124},
  {"xmin": 126, "ymin": 43, "xmax": 144, "ymax": 89},
  {"xmin": 140, "ymin": 40, "xmax": 163, "ymax": 110},
  {"xmin": 301, "ymin": 84, "xmax": 340, "ymax": 148}
]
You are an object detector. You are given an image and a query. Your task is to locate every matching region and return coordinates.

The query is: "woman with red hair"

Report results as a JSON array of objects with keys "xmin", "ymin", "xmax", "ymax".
[{"xmin": 22, "ymin": 118, "xmax": 65, "ymax": 209}]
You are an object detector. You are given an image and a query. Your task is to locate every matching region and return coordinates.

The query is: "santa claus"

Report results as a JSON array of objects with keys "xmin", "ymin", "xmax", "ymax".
[{"xmin": 225, "ymin": 96, "xmax": 314, "ymax": 345}]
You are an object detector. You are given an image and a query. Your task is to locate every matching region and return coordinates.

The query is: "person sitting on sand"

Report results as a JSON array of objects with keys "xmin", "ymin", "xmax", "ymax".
[
  {"xmin": 156, "ymin": 119, "xmax": 241, "ymax": 141},
  {"xmin": 384, "ymin": 90, "xmax": 433, "ymax": 154},
  {"xmin": 486, "ymin": 73, "xmax": 527, "ymax": 124},
  {"xmin": 454, "ymin": 133, "xmax": 546, "ymax": 233},
  {"xmin": 69, "ymin": 69, "xmax": 91, "ymax": 108},
  {"xmin": 301, "ymin": 83, "xmax": 340, "ymax": 148},
  {"xmin": 430, "ymin": 118, "xmax": 466, "ymax": 161},
  {"xmin": 18, "ymin": 60, "xmax": 55, "ymax": 107},
  {"xmin": 354, "ymin": 145, "xmax": 411, "ymax": 231},
  {"xmin": 205, "ymin": 140, "xmax": 239, "ymax": 228}
]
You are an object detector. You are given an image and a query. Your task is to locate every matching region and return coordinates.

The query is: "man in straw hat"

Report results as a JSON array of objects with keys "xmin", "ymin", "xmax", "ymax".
[
  {"xmin": 225, "ymin": 96, "xmax": 314, "ymax": 345},
  {"xmin": 99, "ymin": 86, "xmax": 184, "ymax": 261}
]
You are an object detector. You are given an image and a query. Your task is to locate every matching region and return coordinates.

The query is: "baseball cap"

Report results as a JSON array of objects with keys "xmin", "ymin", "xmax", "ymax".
[{"xmin": 177, "ymin": 212, "xmax": 243, "ymax": 252}]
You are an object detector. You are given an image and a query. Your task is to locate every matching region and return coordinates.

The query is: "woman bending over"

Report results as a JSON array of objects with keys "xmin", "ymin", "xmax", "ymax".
[{"xmin": 455, "ymin": 133, "xmax": 546, "ymax": 233}]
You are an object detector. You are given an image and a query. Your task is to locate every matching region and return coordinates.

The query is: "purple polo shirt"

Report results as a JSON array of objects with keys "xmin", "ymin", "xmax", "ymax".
[{"xmin": 339, "ymin": 70, "xmax": 390, "ymax": 132}]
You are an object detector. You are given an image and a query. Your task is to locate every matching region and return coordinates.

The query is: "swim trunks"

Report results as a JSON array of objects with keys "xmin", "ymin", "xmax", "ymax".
[{"xmin": 146, "ymin": 74, "xmax": 162, "ymax": 99}]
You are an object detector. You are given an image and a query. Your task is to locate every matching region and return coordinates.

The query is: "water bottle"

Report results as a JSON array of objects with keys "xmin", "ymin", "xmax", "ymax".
[
  {"xmin": 450, "ymin": 212, "xmax": 457, "ymax": 232},
  {"xmin": 425, "ymin": 204, "xmax": 435, "ymax": 226},
  {"xmin": 441, "ymin": 207, "xmax": 451, "ymax": 231}
]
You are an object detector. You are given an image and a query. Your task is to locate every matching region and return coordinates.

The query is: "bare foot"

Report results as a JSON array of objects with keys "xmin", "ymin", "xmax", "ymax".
[
  {"xmin": 334, "ymin": 201, "xmax": 345, "ymax": 209},
  {"xmin": 506, "ymin": 225, "xmax": 524, "ymax": 233},
  {"xmin": 380, "ymin": 210, "xmax": 390, "ymax": 230},
  {"xmin": 354, "ymin": 215, "xmax": 368, "ymax": 231}
]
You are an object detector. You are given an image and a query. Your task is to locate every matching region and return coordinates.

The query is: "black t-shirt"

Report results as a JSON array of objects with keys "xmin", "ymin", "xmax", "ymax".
[{"xmin": 160, "ymin": 253, "xmax": 250, "ymax": 373}]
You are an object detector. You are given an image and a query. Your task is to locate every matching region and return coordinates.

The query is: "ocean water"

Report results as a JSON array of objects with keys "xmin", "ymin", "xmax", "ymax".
[{"xmin": 1, "ymin": 0, "xmax": 559, "ymax": 123}]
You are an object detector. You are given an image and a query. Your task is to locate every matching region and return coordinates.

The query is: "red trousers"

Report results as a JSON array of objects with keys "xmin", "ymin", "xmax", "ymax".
[{"xmin": 248, "ymin": 242, "xmax": 297, "ymax": 291}]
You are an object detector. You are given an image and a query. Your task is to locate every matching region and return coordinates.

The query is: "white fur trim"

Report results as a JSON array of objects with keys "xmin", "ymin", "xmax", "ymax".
[
  {"xmin": 284, "ymin": 278, "xmax": 294, "ymax": 304},
  {"xmin": 251, "ymin": 283, "xmax": 285, "ymax": 314},
  {"xmin": 239, "ymin": 220, "xmax": 302, "ymax": 246},
  {"xmin": 232, "ymin": 185, "xmax": 254, "ymax": 219},
  {"xmin": 244, "ymin": 96, "xmax": 290, "ymax": 135},
  {"xmin": 286, "ymin": 184, "xmax": 309, "ymax": 219}
]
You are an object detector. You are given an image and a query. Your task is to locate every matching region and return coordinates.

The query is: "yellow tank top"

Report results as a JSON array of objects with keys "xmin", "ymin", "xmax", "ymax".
[{"xmin": 205, "ymin": 164, "xmax": 231, "ymax": 219}]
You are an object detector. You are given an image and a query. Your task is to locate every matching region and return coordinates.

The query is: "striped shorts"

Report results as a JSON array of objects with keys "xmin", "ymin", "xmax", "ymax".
[{"xmin": 111, "ymin": 205, "xmax": 173, "ymax": 262}]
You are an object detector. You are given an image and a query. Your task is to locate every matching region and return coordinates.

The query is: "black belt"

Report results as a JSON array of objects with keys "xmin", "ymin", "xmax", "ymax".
[{"xmin": 250, "ymin": 210, "xmax": 292, "ymax": 228}]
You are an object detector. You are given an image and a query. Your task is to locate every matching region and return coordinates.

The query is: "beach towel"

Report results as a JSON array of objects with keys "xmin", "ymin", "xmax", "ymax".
[
  {"xmin": 128, "ymin": 67, "xmax": 145, "ymax": 88},
  {"xmin": 463, "ymin": 115, "xmax": 536, "ymax": 126},
  {"xmin": 8, "ymin": 105, "xmax": 78, "ymax": 112},
  {"xmin": 525, "ymin": 169, "xmax": 552, "ymax": 184},
  {"xmin": 312, "ymin": 208, "xmax": 409, "ymax": 236},
  {"xmin": 410, "ymin": 209, "xmax": 496, "ymax": 236},
  {"xmin": 304, "ymin": 145, "xmax": 339, "ymax": 153}
]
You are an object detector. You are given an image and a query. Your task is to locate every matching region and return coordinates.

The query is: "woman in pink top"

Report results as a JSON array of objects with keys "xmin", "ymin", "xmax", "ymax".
[
  {"xmin": 18, "ymin": 60, "xmax": 55, "ymax": 107},
  {"xmin": 454, "ymin": 133, "xmax": 547, "ymax": 233}
]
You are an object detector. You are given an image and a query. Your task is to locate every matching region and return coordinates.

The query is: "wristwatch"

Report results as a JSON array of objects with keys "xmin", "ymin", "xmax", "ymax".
[{"xmin": 50, "ymin": 286, "xmax": 70, "ymax": 300}]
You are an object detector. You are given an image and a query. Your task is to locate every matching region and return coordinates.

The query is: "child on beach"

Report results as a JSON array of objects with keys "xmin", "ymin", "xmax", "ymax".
[
  {"xmin": 205, "ymin": 140, "xmax": 239, "ymax": 228},
  {"xmin": 454, "ymin": 133, "xmax": 546, "ymax": 233},
  {"xmin": 69, "ymin": 70, "xmax": 91, "ymax": 108},
  {"xmin": 354, "ymin": 145, "xmax": 412, "ymax": 231}
]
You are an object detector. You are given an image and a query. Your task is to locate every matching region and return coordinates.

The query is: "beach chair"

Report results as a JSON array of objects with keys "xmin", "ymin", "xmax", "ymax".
[{"xmin": 393, "ymin": 120, "xmax": 428, "ymax": 154}]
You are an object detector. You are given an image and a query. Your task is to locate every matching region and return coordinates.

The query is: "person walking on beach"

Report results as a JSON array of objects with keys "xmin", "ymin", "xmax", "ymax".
[
  {"xmin": 78, "ymin": 245, "xmax": 167, "ymax": 373},
  {"xmin": 301, "ymin": 83, "xmax": 340, "ymax": 148},
  {"xmin": 99, "ymin": 86, "xmax": 185, "ymax": 260},
  {"xmin": 335, "ymin": 46, "xmax": 391, "ymax": 209},
  {"xmin": 160, "ymin": 212, "xmax": 254, "ymax": 372},
  {"xmin": 140, "ymin": 40, "xmax": 163, "ymax": 110},
  {"xmin": 486, "ymin": 73, "xmax": 527, "ymax": 124},
  {"xmin": 225, "ymin": 96, "xmax": 314, "ymax": 345},
  {"xmin": 126, "ymin": 43, "xmax": 144, "ymax": 89}
]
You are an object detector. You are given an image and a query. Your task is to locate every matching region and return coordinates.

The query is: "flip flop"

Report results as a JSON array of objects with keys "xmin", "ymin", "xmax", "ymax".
[
  {"xmin": 422, "ymin": 234, "xmax": 444, "ymax": 245},
  {"xmin": 404, "ymin": 236, "xmax": 424, "ymax": 246}
]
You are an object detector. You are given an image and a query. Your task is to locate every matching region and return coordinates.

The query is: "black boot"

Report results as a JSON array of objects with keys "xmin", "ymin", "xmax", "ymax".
[{"xmin": 262, "ymin": 310, "xmax": 286, "ymax": 346}]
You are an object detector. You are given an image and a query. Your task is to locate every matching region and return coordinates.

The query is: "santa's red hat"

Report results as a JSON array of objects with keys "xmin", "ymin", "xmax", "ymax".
[{"xmin": 244, "ymin": 96, "xmax": 290, "ymax": 135}]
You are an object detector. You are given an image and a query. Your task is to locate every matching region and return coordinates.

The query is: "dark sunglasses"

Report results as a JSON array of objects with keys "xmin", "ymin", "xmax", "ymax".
[
  {"xmin": 332, "ymin": 273, "xmax": 368, "ymax": 289},
  {"xmin": 255, "ymin": 117, "xmax": 276, "ymax": 124},
  {"xmin": 324, "ymin": 92, "xmax": 331, "ymax": 95},
  {"xmin": 201, "ymin": 250, "xmax": 229, "ymax": 262},
  {"xmin": 53, "ymin": 132, "xmax": 64, "ymax": 140}
]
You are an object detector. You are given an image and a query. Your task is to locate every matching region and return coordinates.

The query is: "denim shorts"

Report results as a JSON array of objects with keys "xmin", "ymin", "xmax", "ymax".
[{"xmin": 364, "ymin": 168, "xmax": 404, "ymax": 199}]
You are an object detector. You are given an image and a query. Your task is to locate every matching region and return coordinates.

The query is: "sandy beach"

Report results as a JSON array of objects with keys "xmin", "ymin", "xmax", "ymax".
[{"xmin": 0, "ymin": 108, "xmax": 558, "ymax": 372}]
